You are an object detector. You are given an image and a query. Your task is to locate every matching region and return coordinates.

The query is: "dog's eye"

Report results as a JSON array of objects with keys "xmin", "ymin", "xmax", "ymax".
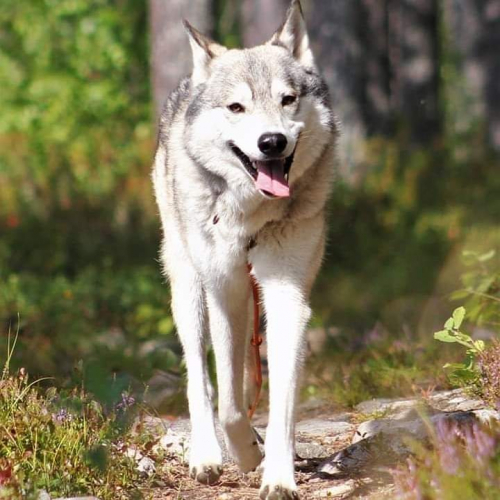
[
  {"xmin": 282, "ymin": 95, "xmax": 297, "ymax": 106},
  {"xmin": 228, "ymin": 103, "xmax": 245, "ymax": 113}
]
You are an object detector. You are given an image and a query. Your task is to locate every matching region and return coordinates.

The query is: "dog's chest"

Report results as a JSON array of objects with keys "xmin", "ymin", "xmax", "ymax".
[{"xmin": 214, "ymin": 189, "xmax": 288, "ymax": 234}]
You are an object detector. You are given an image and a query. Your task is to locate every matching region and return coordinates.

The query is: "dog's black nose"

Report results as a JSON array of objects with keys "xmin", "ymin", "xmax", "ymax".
[{"xmin": 258, "ymin": 133, "xmax": 288, "ymax": 156}]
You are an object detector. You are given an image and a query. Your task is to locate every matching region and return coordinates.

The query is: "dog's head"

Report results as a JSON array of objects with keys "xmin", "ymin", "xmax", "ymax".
[{"xmin": 183, "ymin": 0, "xmax": 334, "ymax": 199}]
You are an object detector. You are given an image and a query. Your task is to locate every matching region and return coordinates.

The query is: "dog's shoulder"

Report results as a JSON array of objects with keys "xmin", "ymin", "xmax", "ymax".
[{"xmin": 158, "ymin": 77, "xmax": 192, "ymax": 148}]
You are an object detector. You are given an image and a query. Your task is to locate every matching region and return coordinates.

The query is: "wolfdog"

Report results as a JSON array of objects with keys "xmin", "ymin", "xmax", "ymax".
[{"xmin": 152, "ymin": 1, "xmax": 337, "ymax": 498}]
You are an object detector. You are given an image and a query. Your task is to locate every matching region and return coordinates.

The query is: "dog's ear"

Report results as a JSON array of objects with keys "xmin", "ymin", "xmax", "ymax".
[
  {"xmin": 184, "ymin": 20, "xmax": 227, "ymax": 85},
  {"xmin": 268, "ymin": 0, "xmax": 315, "ymax": 69}
]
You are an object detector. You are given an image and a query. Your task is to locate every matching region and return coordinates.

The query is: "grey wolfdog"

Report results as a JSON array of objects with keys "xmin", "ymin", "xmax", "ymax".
[{"xmin": 152, "ymin": 1, "xmax": 337, "ymax": 498}]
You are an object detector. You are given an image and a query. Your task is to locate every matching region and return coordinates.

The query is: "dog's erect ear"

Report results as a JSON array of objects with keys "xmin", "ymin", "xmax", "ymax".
[
  {"xmin": 184, "ymin": 20, "xmax": 227, "ymax": 85},
  {"xmin": 268, "ymin": 0, "xmax": 315, "ymax": 69}
]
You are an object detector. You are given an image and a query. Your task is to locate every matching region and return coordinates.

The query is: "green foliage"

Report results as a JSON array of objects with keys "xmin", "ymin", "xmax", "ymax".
[
  {"xmin": 0, "ymin": 338, "xmax": 160, "ymax": 499},
  {"xmin": 0, "ymin": 0, "xmax": 499, "ymax": 416},
  {"xmin": 0, "ymin": 0, "xmax": 152, "ymax": 216},
  {"xmin": 434, "ymin": 306, "xmax": 485, "ymax": 386},
  {"xmin": 393, "ymin": 257, "xmax": 500, "ymax": 499},
  {"xmin": 0, "ymin": 0, "xmax": 170, "ymax": 394},
  {"xmin": 317, "ymin": 135, "xmax": 500, "ymax": 334},
  {"xmin": 434, "ymin": 251, "xmax": 500, "ymax": 405},
  {"xmin": 451, "ymin": 249, "xmax": 500, "ymax": 327},
  {"xmin": 0, "ymin": 267, "xmax": 177, "ymax": 382},
  {"xmin": 305, "ymin": 330, "xmax": 450, "ymax": 408}
]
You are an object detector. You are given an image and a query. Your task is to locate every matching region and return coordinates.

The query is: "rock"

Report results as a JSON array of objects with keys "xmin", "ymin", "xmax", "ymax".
[
  {"xmin": 352, "ymin": 413, "xmax": 428, "ymax": 444},
  {"xmin": 143, "ymin": 369, "xmax": 183, "ymax": 408},
  {"xmin": 53, "ymin": 497, "xmax": 100, "ymax": 500},
  {"xmin": 318, "ymin": 399, "xmax": 500, "ymax": 478},
  {"xmin": 355, "ymin": 397, "xmax": 424, "ymax": 416},
  {"xmin": 135, "ymin": 414, "xmax": 170, "ymax": 434},
  {"xmin": 315, "ymin": 479, "xmax": 357, "ymax": 498},
  {"xmin": 430, "ymin": 408, "xmax": 500, "ymax": 430},
  {"xmin": 296, "ymin": 417, "xmax": 354, "ymax": 438},
  {"xmin": 354, "ymin": 389, "xmax": 484, "ymax": 416},
  {"xmin": 137, "ymin": 389, "xmax": 497, "ymax": 489},
  {"xmin": 123, "ymin": 446, "xmax": 156, "ymax": 476},
  {"xmin": 146, "ymin": 417, "xmax": 253, "ymax": 462},
  {"xmin": 153, "ymin": 428, "xmax": 190, "ymax": 459},
  {"xmin": 427, "ymin": 389, "xmax": 484, "ymax": 412},
  {"xmin": 472, "ymin": 408, "xmax": 500, "ymax": 424},
  {"xmin": 36, "ymin": 491, "xmax": 51, "ymax": 500},
  {"xmin": 296, "ymin": 441, "xmax": 330, "ymax": 459},
  {"xmin": 317, "ymin": 435, "xmax": 388, "ymax": 477},
  {"xmin": 137, "ymin": 455, "xmax": 156, "ymax": 476}
]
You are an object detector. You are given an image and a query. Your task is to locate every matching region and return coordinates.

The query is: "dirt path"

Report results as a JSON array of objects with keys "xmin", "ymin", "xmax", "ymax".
[
  {"xmin": 145, "ymin": 390, "xmax": 494, "ymax": 499},
  {"xmin": 147, "ymin": 402, "xmax": 395, "ymax": 499}
]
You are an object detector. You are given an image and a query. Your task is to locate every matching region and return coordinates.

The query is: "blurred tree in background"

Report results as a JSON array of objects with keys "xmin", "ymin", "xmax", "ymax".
[
  {"xmin": 0, "ymin": 0, "xmax": 171, "ymax": 390},
  {"xmin": 150, "ymin": 0, "xmax": 213, "ymax": 117},
  {"xmin": 0, "ymin": 0, "xmax": 499, "ymax": 408}
]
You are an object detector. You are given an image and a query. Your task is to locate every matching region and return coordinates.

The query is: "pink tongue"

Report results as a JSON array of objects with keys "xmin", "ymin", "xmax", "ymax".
[{"xmin": 255, "ymin": 160, "xmax": 290, "ymax": 198}]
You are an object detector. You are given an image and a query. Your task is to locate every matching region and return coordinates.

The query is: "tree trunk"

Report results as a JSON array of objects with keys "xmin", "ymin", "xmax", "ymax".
[
  {"xmin": 308, "ymin": 0, "xmax": 440, "ymax": 162},
  {"xmin": 241, "ymin": 0, "xmax": 288, "ymax": 47},
  {"xmin": 307, "ymin": 0, "xmax": 368, "ymax": 175},
  {"xmin": 444, "ymin": 0, "xmax": 500, "ymax": 150},
  {"xmin": 388, "ymin": 0, "xmax": 440, "ymax": 144},
  {"xmin": 149, "ymin": 0, "xmax": 214, "ymax": 120},
  {"xmin": 359, "ymin": 0, "xmax": 392, "ymax": 136}
]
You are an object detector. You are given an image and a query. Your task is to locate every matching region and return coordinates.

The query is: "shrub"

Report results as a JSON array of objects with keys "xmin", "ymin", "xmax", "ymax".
[
  {"xmin": 393, "ymin": 418, "xmax": 500, "ymax": 499},
  {"xmin": 0, "ymin": 330, "xmax": 161, "ymax": 499}
]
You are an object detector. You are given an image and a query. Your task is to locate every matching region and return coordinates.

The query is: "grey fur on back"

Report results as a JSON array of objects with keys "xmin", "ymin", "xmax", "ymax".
[{"xmin": 151, "ymin": 2, "xmax": 339, "ymax": 498}]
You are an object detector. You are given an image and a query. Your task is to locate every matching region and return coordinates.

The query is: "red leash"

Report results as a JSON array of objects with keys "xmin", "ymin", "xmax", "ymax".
[{"xmin": 247, "ymin": 264, "xmax": 263, "ymax": 419}]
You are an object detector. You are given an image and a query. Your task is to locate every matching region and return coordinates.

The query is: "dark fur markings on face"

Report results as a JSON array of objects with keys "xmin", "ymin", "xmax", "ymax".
[{"xmin": 185, "ymin": 83, "xmax": 210, "ymax": 124}]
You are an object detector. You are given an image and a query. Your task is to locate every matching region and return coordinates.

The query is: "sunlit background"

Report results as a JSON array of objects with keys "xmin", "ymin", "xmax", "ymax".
[{"xmin": 1, "ymin": 0, "xmax": 499, "ymax": 412}]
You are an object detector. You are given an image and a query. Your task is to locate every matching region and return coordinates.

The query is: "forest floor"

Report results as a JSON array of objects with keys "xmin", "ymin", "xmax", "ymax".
[
  {"xmin": 146, "ymin": 389, "xmax": 492, "ymax": 500},
  {"xmin": 149, "ymin": 405, "xmax": 391, "ymax": 499}
]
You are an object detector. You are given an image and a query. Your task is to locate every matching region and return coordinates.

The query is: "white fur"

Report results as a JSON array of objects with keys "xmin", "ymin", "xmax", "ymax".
[{"xmin": 152, "ymin": 2, "xmax": 336, "ymax": 498}]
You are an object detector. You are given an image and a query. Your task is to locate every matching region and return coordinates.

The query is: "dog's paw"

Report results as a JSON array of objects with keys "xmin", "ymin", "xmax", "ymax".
[
  {"xmin": 259, "ymin": 484, "xmax": 300, "ymax": 500},
  {"xmin": 234, "ymin": 438, "xmax": 263, "ymax": 473},
  {"xmin": 189, "ymin": 463, "xmax": 223, "ymax": 485},
  {"xmin": 223, "ymin": 421, "xmax": 263, "ymax": 472}
]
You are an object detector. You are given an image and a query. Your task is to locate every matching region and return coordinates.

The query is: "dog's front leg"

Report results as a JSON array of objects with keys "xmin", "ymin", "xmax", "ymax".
[
  {"xmin": 205, "ymin": 265, "xmax": 263, "ymax": 473},
  {"xmin": 252, "ymin": 219, "xmax": 325, "ymax": 500},
  {"xmin": 259, "ymin": 281, "xmax": 309, "ymax": 499},
  {"xmin": 169, "ymin": 268, "xmax": 223, "ymax": 485}
]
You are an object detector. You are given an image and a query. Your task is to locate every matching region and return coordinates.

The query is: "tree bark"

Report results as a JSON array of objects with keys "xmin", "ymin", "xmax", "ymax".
[
  {"xmin": 359, "ymin": 0, "xmax": 392, "ymax": 136},
  {"xmin": 388, "ymin": 0, "xmax": 440, "ymax": 144},
  {"xmin": 241, "ymin": 0, "xmax": 288, "ymax": 47},
  {"xmin": 149, "ymin": 0, "xmax": 214, "ymax": 120},
  {"xmin": 444, "ymin": 0, "xmax": 500, "ymax": 150},
  {"xmin": 308, "ymin": 0, "xmax": 440, "ymax": 158},
  {"xmin": 307, "ymin": 0, "xmax": 368, "ymax": 175}
]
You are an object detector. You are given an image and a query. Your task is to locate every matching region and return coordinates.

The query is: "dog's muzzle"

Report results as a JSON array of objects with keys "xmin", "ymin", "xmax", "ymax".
[{"xmin": 229, "ymin": 142, "xmax": 295, "ymax": 198}]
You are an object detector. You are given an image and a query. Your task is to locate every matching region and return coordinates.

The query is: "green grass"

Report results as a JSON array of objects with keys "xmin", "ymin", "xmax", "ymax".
[
  {"xmin": 304, "ymin": 330, "xmax": 455, "ymax": 408},
  {"xmin": 0, "ymin": 327, "xmax": 168, "ymax": 499}
]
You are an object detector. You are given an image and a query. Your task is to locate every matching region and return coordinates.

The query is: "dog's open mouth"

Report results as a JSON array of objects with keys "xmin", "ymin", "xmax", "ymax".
[{"xmin": 229, "ymin": 143, "xmax": 294, "ymax": 198}]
